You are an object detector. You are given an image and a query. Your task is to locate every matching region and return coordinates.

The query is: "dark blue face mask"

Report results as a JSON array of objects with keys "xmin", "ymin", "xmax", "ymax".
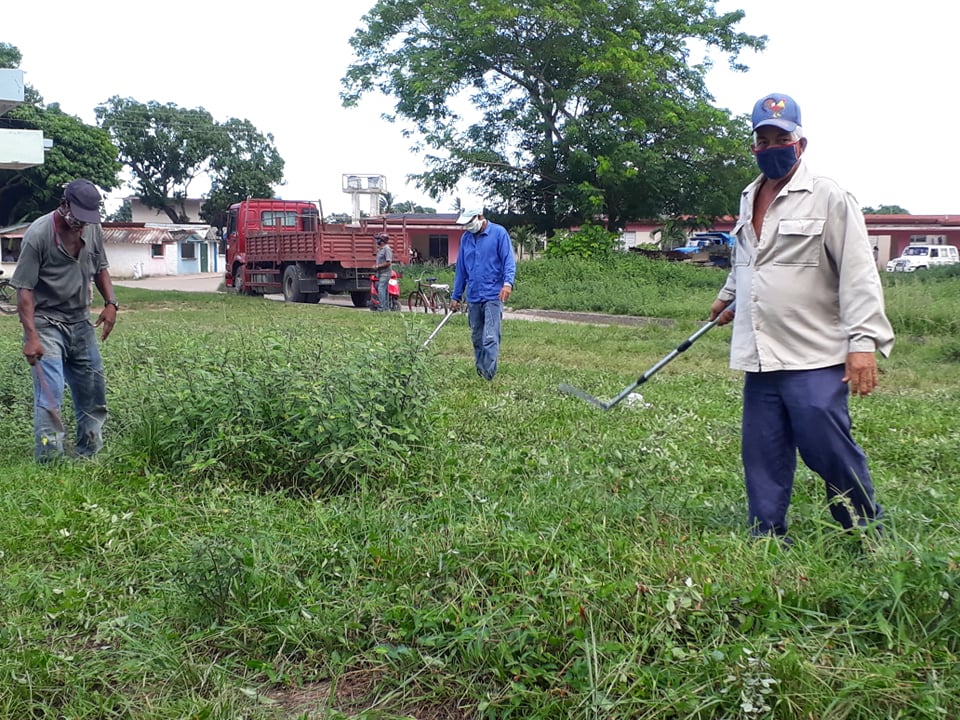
[{"xmin": 754, "ymin": 141, "xmax": 801, "ymax": 179}]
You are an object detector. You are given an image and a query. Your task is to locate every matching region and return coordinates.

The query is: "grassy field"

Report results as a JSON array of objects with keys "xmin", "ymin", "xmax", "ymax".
[{"xmin": 1, "ymin": 256, "xmax": 958, "ymax": 719}]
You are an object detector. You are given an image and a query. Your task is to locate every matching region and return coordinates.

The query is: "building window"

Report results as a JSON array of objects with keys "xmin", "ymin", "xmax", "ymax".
[
  {"xmin": 2, "ymin": 237, "xmax": 22, "ymax": 261},
  {"xmin": 428, "ymin": 234, "xmax": 449, "ymax": 262},
  {"xmin": 181, "ymin": 242, "xmax": 196, "ymax": 260},
  {"xmin": 150, "ymin": 244, "xmax": 164, "ymax": 258}
]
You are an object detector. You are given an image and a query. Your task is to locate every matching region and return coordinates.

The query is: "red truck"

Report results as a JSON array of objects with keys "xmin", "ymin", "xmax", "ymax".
[{"xmin": 224, "ymin": 198, "xmax": 407, "ymax": 307}]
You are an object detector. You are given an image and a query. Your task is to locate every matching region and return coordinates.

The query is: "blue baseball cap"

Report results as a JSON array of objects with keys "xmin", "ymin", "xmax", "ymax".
[{"xmin": 751, "ymin": 93, "xmax": 801, "ymax": 132}]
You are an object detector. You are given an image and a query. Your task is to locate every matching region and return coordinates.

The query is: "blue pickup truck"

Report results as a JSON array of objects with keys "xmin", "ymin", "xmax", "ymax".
[
  {"xmin": 673, "ymin": 232, "xmax": 735, "ymax": 267},
  {"xmin": 674, "ymin": 231, "xmax": 735, "ymax": 254}
]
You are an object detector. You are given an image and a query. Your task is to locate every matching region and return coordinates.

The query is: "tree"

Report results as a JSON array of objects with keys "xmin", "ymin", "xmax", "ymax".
[
  {"xmin": 202, "ymin": 117, "xmax": 285, "ymax": 229},
  {"xmin": 379, "ymin": 190, "xmax": 396, "ymax": 213},
  {"xmin": 107, "ymin": 200, "xmax": 132, "ymax": 222},
  {"xmin": 1, "ymin": 44, "xmax": 121, "ymax": 226},
  {"xmin": 862, "ymin": 205, "xmax": 909, "ymax": 215},
  {"xmin": 342, "ymin": 0, "xmax": 764, "ymax": 233},
  {"xmin": 94, "ymin": 97, "xmax": 283, "ymax": 225},
  {"xmin": 324, "ymin": 212, "xmax": 354, "ymax": 224},
  {"xmin": 392, "ymin": 200, "xmax": 437, "ymax": 214}
]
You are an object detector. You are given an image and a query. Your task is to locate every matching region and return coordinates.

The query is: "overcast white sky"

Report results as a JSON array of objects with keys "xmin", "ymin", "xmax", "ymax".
[{"xmin": 5, "ymin": 1, "xmax": 957, "ymax": 216}]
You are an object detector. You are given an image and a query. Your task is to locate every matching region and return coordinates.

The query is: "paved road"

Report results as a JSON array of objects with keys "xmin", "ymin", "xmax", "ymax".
[
  {"xmin": 113, "ymin": 272, "xmax": 224, "ymax": 293},
  {"xmin": 112, "ymin": 273, "xmax": 669, "ymax": 327}
]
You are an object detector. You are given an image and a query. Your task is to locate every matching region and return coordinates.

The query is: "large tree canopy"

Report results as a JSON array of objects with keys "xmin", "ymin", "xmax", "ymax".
[
  {"xmin": 94, "ymin": 97, "xmax": 284, "ymax": 225},
  {"xmin": 202, "ymin": 117, "xmax": 286, "ymax": 229},
  {"xmin": 0, "ymin": 43, "xmax": 121, "ymax": 226},
  {"xmin": 342, "ymin": 0, "xmax": 765, "ymax": 232}
]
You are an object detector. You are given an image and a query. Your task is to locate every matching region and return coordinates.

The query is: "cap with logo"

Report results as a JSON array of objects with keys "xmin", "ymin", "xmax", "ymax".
[{"xmin": 751, "ymin": 93, "xmax": 801, "ymax": 133}]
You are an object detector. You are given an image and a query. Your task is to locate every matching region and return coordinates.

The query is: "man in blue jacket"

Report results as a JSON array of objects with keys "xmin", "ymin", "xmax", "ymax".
[{"xmin": 449, "ymin": 206, "xmax": 516, "ymax": 380}]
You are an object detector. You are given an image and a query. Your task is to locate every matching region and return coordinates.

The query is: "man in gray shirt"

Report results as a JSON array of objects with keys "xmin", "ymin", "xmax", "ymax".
[
  {"xmin": 373, "ymin": 233, "xmax": 395, "ymax": 311},
  {"xmin": 11, "ymin": 179, "xmax": 119, "ymax": 461},
  {"xmin": 709, "ymin": 94, "xmax": 893, "ymax": 543}
]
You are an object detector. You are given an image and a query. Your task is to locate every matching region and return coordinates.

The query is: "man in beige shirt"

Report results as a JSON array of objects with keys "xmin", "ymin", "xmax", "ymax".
[{"xmin": 709, "ymin": 93, "xmax": 894, "ymax": 542}]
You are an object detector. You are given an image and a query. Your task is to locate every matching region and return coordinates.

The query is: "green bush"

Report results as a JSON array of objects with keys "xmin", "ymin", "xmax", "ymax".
[
  {"xmin": 544, "ymin": 223, "xmax": 620, "ymax": 259},
  {"xmin": 112, "ymin": 328, "xmax": 431, "ymax": 494}
]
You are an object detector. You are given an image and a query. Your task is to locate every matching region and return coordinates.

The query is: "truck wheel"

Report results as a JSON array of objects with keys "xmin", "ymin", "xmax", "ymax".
[
  {"xmin": 283, "ymin": 265, "xmax": 305, "ymax": 303},
  {"xmin": 350, "ymin": 291, "xmax": 371, "ymax": 308},
  {"xmin": 233, "ymin": 263, "xmax": 246, "ymax": 294}
]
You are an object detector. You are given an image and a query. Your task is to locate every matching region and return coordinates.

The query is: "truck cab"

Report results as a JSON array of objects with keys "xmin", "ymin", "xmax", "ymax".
[{"xmin": 225, "ymin": 199, "xmax": 319, "ymax": 292}]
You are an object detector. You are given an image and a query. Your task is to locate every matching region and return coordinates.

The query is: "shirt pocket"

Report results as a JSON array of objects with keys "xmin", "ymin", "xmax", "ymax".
[
  {"xmin": 731, "ymin": 221, "xmax": 751, "ymax": 267},
  {"xmin": 774, "ymin": 218, "xmax": 825, "ymax": 266}
]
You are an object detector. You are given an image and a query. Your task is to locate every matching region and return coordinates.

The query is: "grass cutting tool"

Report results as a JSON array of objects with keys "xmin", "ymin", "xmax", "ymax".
[
  {"xmin": 559, "ymin": 303, "xmax": 734, "ymax": 411},
  {"xmin": 422, "ymin": 309, "xmax": 456, "ymax": 348}
]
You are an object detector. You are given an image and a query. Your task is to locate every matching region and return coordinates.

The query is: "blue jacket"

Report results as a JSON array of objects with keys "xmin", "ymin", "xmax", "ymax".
[{"xmin": 452, "ymin": 221, "xmax": 516, "ymax": 303}]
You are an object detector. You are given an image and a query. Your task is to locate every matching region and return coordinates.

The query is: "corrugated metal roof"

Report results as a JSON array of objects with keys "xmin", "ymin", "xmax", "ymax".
[
  {"xmin": 102, "ymin": 227, "xmax": 176, "ymax": 245},
  {"xmin": 102, "ymin": 224, "xmax": 210, "ymax": 245},
  {"xmin": 0, "ymin": 222, "xmax": 31, "ymax": 237},
  {"xmin": 1, "ymin": 222, "xmax": 209, "ymax": 244}
]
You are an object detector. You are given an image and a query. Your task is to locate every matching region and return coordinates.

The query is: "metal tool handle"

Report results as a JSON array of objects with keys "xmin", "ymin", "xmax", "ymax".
[{"xmin": 422, "ymin": 310, "xmax": 456, "ymax": 348}]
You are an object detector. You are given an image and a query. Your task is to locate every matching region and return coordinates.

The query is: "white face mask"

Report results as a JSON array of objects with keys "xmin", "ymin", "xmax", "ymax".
[{"xmin": 464, "ymin": 217, "xmax": 483, "ymax": 233}]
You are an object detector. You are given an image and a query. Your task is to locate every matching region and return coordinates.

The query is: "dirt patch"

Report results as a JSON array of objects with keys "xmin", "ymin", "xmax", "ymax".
[
  {"xmin": 506, "ymin": 308, "xmax": 675, "ymax": 328},
  {"xmin": 261, "ymin": 666, "xmax": 470, "ymax": 719}
]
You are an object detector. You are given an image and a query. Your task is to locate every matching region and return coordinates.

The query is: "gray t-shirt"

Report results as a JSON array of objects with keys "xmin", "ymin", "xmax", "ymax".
[
  {"xmin": 11, "ymin": 212, "xmax": 109, "ymax": 324},
  {"xmin": 375, "ymin": 244, "xmax": 393, "ymax": 277}
]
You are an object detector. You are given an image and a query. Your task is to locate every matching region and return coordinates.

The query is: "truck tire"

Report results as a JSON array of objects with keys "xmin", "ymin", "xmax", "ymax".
[
  {"xmin": 233, "ymin": 263, "xmax": 246, "ymax": 295},
  {"xmin": 350, "ymin": 291, "xmax": 371, "ymax": 308},
  {"xmin": 283, "ymin": 265, "xmax": 306, "ymax": 303}
]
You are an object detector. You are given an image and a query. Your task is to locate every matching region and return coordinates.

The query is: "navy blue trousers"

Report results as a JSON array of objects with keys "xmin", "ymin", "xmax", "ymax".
[{"xmin": 742, "ymin": 365, "xmax": 882, "ymax": 537}]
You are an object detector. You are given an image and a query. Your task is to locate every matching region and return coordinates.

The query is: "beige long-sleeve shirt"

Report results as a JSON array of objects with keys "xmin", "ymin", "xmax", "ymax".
[{"xmin": 718, "ymin": 161, "xmax": 894, "ymax": 372}]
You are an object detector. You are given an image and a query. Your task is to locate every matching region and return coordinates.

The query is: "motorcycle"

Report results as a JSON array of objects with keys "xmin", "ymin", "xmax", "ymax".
[{"xmin": 369, "ymin": 270, "xmax": 401, "ymax": 311}]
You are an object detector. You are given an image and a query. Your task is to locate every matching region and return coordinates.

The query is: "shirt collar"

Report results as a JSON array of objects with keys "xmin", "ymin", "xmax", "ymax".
[{"xmin": 743, "ymin": 159, "xmax": 813, "ymax": 200}]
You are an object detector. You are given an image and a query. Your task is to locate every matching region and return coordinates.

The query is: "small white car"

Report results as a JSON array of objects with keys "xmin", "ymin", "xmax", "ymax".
[{"xmin": 885, "ymin": 243, "xmax": 960, "ymax": 272}]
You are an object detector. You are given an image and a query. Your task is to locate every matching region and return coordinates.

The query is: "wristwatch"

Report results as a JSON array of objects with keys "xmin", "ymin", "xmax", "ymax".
[{"xmin": 105, "ymin": 300, "xmax": 119, "ymax": 309}]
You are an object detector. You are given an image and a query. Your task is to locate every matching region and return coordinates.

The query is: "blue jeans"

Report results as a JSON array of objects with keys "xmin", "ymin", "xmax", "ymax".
[
  {"xmin": 467, "ymin": 300, "xmax": 503, "ymax": 380},
  {"xmin": 376, "ymin": 272, "xmax": 392, "ymax": 311},
  {"xmin": 741, "ymin": 366, "xmax": 882, "ymax": 537},
  {"xmin": 31, "ymin": 319, "xmax": 107, "ymax": 461}
]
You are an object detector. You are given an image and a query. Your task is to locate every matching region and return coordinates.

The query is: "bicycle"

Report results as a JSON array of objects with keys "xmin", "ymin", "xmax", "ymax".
[
  {"xmin": 0, "ymin": 270, "xmax": 16, "ymax": 314},
  {"xmin": 407, "ymin": 275, "xmax": 450, "ymax": 314}
]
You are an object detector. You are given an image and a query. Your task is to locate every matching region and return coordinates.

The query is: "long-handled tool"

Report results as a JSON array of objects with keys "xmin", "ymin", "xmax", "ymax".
[
  {"xmin": 559, "ymin": 303, "xmax": 734, "ymax": 411},
  {"xmin": 422, "ymin": 309, "xmax": 456, "ymax": 348}
]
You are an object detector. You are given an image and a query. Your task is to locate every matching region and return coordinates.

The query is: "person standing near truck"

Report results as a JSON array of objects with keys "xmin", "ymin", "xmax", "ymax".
[
  {"xmin": 449, "ymin": 206, "xmax": 516, "ymax": 380},
  {"xmin": 11, "ymin": 179, "xmax": 119, "ymax": 462},
  {"xmin": 373, "ymin": 233, "xmax": 395, "ymax": 312},
  {"xmin": 709, "ymin": 93, "xmax": 894, "ymax": 543}
]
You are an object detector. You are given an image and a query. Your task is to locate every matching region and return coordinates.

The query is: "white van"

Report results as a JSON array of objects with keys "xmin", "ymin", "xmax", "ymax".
[{"xmin": 885, "ymin": 243, "xmax": 960, "ymax": 272}]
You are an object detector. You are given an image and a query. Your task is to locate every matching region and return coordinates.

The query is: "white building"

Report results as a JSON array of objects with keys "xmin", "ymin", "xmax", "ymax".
[{"xmin": 0, "ymin": 69, "xmax": 49, "ymax": 171}]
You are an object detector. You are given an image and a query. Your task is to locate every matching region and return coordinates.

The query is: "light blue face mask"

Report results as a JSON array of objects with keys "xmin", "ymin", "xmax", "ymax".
[
  {"xmin": 754, "ymin": 141, "xmax": 800, "ymax": 179},
  {"xmin": 464, "ymin": 217, "xmax": 483, "ymax": 233}
]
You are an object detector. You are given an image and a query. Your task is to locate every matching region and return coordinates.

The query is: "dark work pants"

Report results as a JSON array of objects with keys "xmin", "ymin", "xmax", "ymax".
[{"xmin": 742, "ymin": 365, "xmax": 882, "ymax": 537}]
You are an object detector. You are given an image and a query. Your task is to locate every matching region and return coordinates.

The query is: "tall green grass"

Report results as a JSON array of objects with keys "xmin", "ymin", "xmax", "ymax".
[{"xmin": 0, "ymin": 254, "xmax": 958, "ymax": 719}]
